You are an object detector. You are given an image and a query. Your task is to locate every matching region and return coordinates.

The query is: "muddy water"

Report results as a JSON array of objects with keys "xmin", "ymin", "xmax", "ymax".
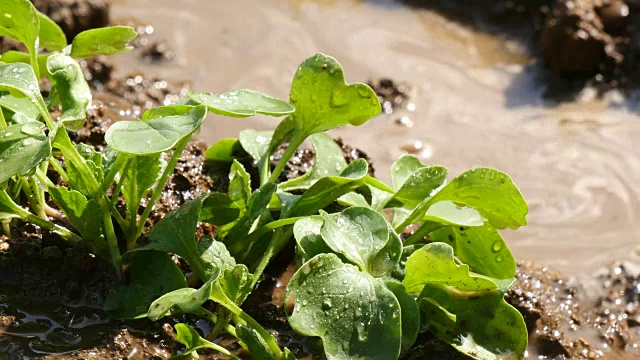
[{"xmin": 110, "ymin": 0, "xmax": 640, "ymax": 279}]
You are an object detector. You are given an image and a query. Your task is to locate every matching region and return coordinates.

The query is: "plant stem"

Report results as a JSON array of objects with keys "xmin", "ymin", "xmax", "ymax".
[
  {"xmin": 102, "ymin": 154, "xmax": 127, "ymax": 192},
  {"xmin": 2, "ymin": 219, "xmax": 12, "ymax": 237},
  {"xmin": 268, "ymin": 137, "xmax": 302, "ymax": 184},
  {"xmin": 0, "ymin": 189, "xmax": 82, "ymax": 243},
  {"xmin": 251, "ymin": 227, "xmax": 293, "ymax": 288},
  {"xmin": 21, "ymin": 177, "xmax": 47, "ymax": 221},
  {"xmin": 48, "ymin": 158, "xmax": 70, "ymax": 184},
  {"xmin": 0, "ymin": 108, "xmax": 7, "ymax": 128},
  {"xmin": 404, "ymin": 221, "xmax": 445, "ymax": 246},
  {"xmin": 131, "ymin": 136, "xmax": 190, "ymax": 246},
  {"xmin": 223, "ymin": 299, "xmax": 283, "ymax": 359},
  {"xmin": 197, "ymin": 308, "xmax": 238, "ymax": 339}
]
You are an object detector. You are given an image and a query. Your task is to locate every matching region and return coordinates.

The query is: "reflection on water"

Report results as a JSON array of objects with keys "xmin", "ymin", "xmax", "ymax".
[{"xmin": 111, "ymin": 0, "xmax": 640, "ymax": 278}]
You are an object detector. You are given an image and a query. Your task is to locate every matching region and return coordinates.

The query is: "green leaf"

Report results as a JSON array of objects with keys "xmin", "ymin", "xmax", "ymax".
[
  {"xmin": 286, "ymin": 253, "xmax": 402, "ymax": 360},
  {"xmin": 215, "ymin": 160, "xmax": 251, "ymax": 239},
  {"xmin": 225, "ymin": 183, "xmax": 277, "ymax": 260},
  {"xmin": 402, "ymin": 243, "xmax": 498, "ymax": 295},
  {"xmin": 391, "ymin": 155, "xmax": 425, "ymax": 191},
  {"xmin": 188, "ymin": 90, "xmax": 294, "ymax": 118},
  {"xmin": 197, "ymin": 237, "xmax": 237, "ymax": 280},
  {"xmin": 268, "ymin": 53, "xmax": 380, "ymax": 155},
  {"xmin": 278, "ymin": 133, "xmax": 348, "ymax": 191},
  {"xmin": 48, "ymin": 187, "xmax": 105, "ymax": 258},
  {"xmin": 69, "ymin": 26, "xmax": 137, "ymax": 58},
  {"xmin": 0, "ymin": 92, "xmax": 41, "ymax": 123},
  {"xmin": 0, "ymin": 0, "xmax": 39, "ymax": 68},
  {"xmin": 218, "ymin": 264, "xmax": 254, "ymax": 305},
  {"xmin": 105, "ymin": 251, "xmax": 187, "ymax": 319},
  {"xmin": 203, "ymin": 138, "xmax": 248, "ymax": 162},
  {"xmin": 105, "ymin": 105, "xmax": 207, "ymax": 154},
  {"xmin": 121, "ymin": 154, "xmax": 163, "ymax": 218},
  {"xmin": 148, "ymin": 271, "xmax": 218, "ymax": 321},
  {"xmin": 286, "ymin": 158, "xmax": 370, "ymax": 217},
  {"xmin": 385, "ymin": 281, "xmax": 420, "ymax": 353},
  {"xmin": 37, "ymin": 11, "xmax": 66, "ymax": 51},
  {"xmin": 423, "ymin": 201, "xmax": 485, "ymax": 227},
  {"xmin": 0, "ymin": 123, "xmax": 50, "ymax": 184},
  {"xmin": 0, "ymin": 51, "xmax": 50, "ymax": 77},
  {"xmin": 65, "ymin": 143, "xmax": 103, "ymax": 196},
  {"xmin": 238, "ymin": 129, "xmax": 273, "ymax": 182},
  {"xmin": 428, "ymin": 168, "xmax": 527, "ymax": 230},
  {"xmin": 236, "ymin": 324, "xmax": 277, "ymax": 360},
  {"xmin": 46, "ymin": 53, "xmax": 92, "ymax": 131},
  {"xmin": 199, "ymin": 193, "xmax": 241, "ymax": 226},
  {"xmin": 319, "ymin": 207, "xmax": 401, "ymax": 277},
  {"xmin": 385, "ymin": 166, "xmax": 448, "ymax": 209},
  {"xmin": 293, "ymin": 216, "xmax": 332, "ymax": 260},
  {"xmin": 429, "ymin": 223, "xmax": 516, "ymax": 280},
  {"xmin": 402, "ymin": 243, "xmax": 526, "ymax": 359},
  {"xmin": 0, "ymin": 62, "xmax": 48, "ymax": 120},
  {"xmin": 172, "ymin": 323, "xmax": 216, "ymax": 359},
  {"xmin": 128, "ymin": 195, "xmax": 211, "ymax": 281},
  {"xmin": 419, "ymin": 288, "xmax": 527, "ymax": 359}
]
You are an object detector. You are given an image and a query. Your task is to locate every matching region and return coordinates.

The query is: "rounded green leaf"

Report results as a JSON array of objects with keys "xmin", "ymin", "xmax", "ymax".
[
  {"xmin": 105, "ymin": 105, "xmax": 207, "ymax": 154},
  {"xmin": 0, "ymin": 123, "xmax": 50, "ymax": 184},
  {"xmin": 189, "ymin": 90, "xmax": 294, "ymax": 118},
  {"xmin": 69, "ymin": 26, "xmax": 138, "ymax": 58},
  {"xmin": 423, "ymin": 201, "xmax": 485, "ymax": 227},
  {"xmin": 428, "ymin": 168, "xmax": 528, "ymax": 229},
  {"xmin": 148, "ymin": 276, "xmax": 216, "ymax": 321},
  {"xmin": 286, "ymin": 254, "xmax": 402, "ymax": 360},
  {"xmin": 204, "ymin": 138, "xmax": 248, "ymax": 162}
]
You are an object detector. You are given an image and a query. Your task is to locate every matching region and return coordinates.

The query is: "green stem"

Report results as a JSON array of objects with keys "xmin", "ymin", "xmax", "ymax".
[
  {"xmin": 268, "ymin": 137, "xmax": 302, "ymax": 184},
  {"xmin": 404, "ymin": 221, "xmax": 445, "ymax": 246},
  {"xmin": 251, "ymin": 227, "xmax": 293, "ymax": 288},
  {"xmin": 0, "ymin": 108, "xmax": 7, "ymax": 128},
  {"xmin": 35, "ymin": 168, "xmax": 55, "ymax": 188},
  {"xmin": 197, "ymin": 308, "xmax": 238, "ymax": 339},
  {"xmin": 223, "ymin": 299, "xmax": 283, "ymax": 359},
  {"xmin": 2, "ymin": 219, "xmax": 11, "ymax": 237},
  {"xmin": 0, "ymin": 189, "xmax": 82, "ymax": 243},
  {"xmin": 131, "ymin": 136, "xmax": 191, "ymax": 245},
  {"xmin": 21, "ymin": 177, "xmax": 47, "ymax": 220},
  {"xmin": 102, "ymin": 154, "xmax": 128, "ymax": 192},
  {"xmin": 29, "ymin": 48, "xmax": 39, "ymax": 79},
  {"xmin": 48, "ymin": 158, "xmax": 70, "ymax": 184},
  {"xmin": 394, "ymin": 197, "xmax": 434, "ymax": 234}
]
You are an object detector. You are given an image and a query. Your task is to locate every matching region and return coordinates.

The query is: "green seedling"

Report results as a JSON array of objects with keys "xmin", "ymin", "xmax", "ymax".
[{"xmin": 1, "ymin": 1, "xmax": 530, "ymax": 358}]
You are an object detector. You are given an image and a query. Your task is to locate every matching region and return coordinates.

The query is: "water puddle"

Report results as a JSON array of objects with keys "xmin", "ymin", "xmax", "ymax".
[{"xmin": 109, "ymin": 0, "xmax": 640, "ymax": 281}]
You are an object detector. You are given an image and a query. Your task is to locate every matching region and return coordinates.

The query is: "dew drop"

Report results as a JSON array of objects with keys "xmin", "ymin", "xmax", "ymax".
[
  {"xmin": 322, "ymin": 298, "xmax": 332, "ymax": 311},
  {"xmin": 22, "ymin": 138, "xmax": 38, "ymax": 146},
  {"xmin": 302, "ymin": 266, "xmax": 311, "ymax": 275},
  {"xmin": 20, "ymin": 123, "xmax": 42, "ymax": 136},
  {"xmin": 496, "ymin": 255, "xmax": 504, "ymax": 263},
  {"xmin": 302, "ymin": 300, "xmax": 308, "ymax": 306},
  {"xmin": 356, "ymin": 322, "xmax": 368, "ymax": 342},
  {"xmin": 492, "ymin": 241, "xmax": 503, "ymax": 252}
]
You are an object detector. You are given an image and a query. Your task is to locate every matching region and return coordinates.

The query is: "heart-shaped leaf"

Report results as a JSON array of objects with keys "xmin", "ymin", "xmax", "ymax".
[
  {"xmin": 0, "ymin": 123, "xmax": 50, "ymax": 184},
  {"xmin": 189, "ymin": 90, "xmax": 294, "ymax": 118},
  {"xmin": 268, "ymin": 53, "xmax": 380, "ymax": 154},
  {"xmin": 105, "ymin": 105, "xmax": 207, "ymax": 154},
  {"xmin": 69, "ymin": 26, "xmax": 137, "ymax": 58},
  {"xmin": 46, "ymin": 53, "xmax": 92, "ymax": 131},
  {"xmin": 286, "ymin": 253, "xmax": 402, "ymax": 360},
  {"xmin": 37, "ymin": 11, "xmax": 66, "ymax": 51}
]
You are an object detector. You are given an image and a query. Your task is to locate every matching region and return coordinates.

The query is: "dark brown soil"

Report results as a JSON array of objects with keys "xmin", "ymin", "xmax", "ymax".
[{"xmin": 31, "ymin": 0, "xmax": 110, "ymax": 40}]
